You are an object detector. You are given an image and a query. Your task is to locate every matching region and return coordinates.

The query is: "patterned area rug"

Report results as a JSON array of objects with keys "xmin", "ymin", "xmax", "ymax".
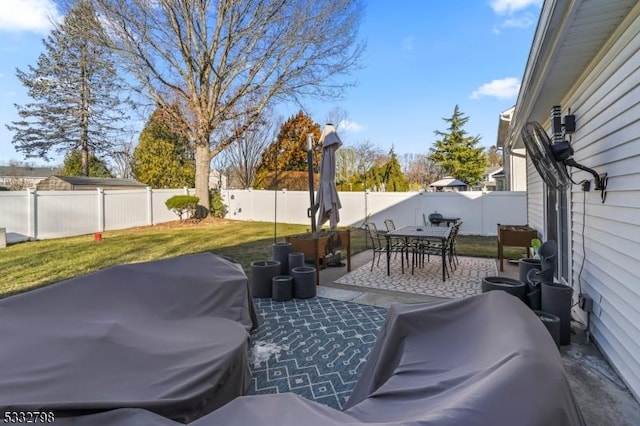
[
  {"xmin": 247, "ymin": 297, "xmax": 387, "ymax": 409},
  {"xmin": 335, "ymin": 255, "xmax": 497, "ymax": 299}
]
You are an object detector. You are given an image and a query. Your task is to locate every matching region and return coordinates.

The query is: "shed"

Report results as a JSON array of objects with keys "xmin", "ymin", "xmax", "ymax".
[{"xmin": 36, "ymin": 176, "xmax": 147, "ymax": 191}]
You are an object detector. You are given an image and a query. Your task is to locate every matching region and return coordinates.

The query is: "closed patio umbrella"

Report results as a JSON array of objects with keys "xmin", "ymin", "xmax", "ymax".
[{"xmin": 315, "ymin": 124, "xmax": 342, "ymax": 230}]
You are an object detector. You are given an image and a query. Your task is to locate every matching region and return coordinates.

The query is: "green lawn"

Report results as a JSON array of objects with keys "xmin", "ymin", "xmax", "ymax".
[{"xmin": 0, "ymin": 219, "xmax": 522, "ymax": 298}]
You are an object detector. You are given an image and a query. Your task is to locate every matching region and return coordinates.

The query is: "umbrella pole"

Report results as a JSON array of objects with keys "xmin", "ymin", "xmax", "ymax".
[{"xmin": 306, "ymin": 134, "xmax": 317, "ymax": 233}]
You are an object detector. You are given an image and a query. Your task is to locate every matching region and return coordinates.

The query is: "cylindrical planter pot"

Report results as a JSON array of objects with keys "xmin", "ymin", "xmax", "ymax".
[
  {"xmin": 528, "ymin": 288, "xmax": 541, "ymax": 310},
  {"xmin": 288, "ymin": 252, "xmax": 305, "ymax": 276},
  {"xmin": 272, "ymin": 242, "xmax": 292, "ymax": 275},
  {"xmin": 481, "ymin": 276, "xmax": 527, "ymax": 304},
  {"xmin": 519, "ymin": 258, "xmax": 541, "ymax": 286},
  {"xmin": 272, "ymin": 275, "xmax": 293, "ymax": 302},
  {"xmin": 291, "ymin": 266, "xmax": 317, "ymax": 299},
  {"xmin": 250, "ymin": 260, "xmax": 281, "ymax": 298},
  {"xmin": 534, "ymin": 310, "xmax": 561, "ymax": 349},
  {"xmin": 541, "ymin": 282, "xmax": 574, "ymax": 346}
]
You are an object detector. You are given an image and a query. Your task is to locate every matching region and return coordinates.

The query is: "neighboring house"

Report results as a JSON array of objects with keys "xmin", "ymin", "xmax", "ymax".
[
  {"xmin": 208, "ymin": 169, "xmax": 227, "ymax": 190},
  {"xmin": 36, "ymin": 176, "xmax": 147, "ymax": 191},
  {"xmin": 505, "ymin": 0, "xmax": 640, "ymax": 401},
  {"xmin": 472, "ymin": 166, "xmax": 503, "ymax": 191},
  {"xmin": 496, "ymin": 107, "xmax": 527, "ymax": 191},
  {"xmin": 0, "ymin": 165, "xmax": 58, "ymax": 190}
]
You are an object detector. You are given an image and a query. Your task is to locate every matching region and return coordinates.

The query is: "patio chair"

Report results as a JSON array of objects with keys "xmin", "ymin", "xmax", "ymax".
[
  {"xmin": 447, "ymin": 221, "xmax": 463, "ymax": 270},
  {"xmin": 384, "ymin": 219, "xmax": 410, "ymax": 261},
  {"xmin": 365, "ymin": 222, "xmax": 406, "ymax": 273}
]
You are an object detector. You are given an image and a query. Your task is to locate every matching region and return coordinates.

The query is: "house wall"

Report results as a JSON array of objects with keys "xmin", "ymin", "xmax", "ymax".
[
  {"xmin": 510, "ymin": 148, "xmax": 528, "ymax": 191},
  {"xmin": 556, "ymin": 10, "xmax": 640, "ymax": 400},
  {"xmin": 526, "ymin": 155, "xmax": 545, "ymax": 232}
]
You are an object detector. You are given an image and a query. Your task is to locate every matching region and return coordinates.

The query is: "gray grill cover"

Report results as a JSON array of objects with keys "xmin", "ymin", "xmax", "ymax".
[
  {"xmin": 27, "ymin": 291, "xmax": 585, "ymax": 425},
  {"xmin": 0, "ymin": 252, "xmax": 257, "ymax": 423}
]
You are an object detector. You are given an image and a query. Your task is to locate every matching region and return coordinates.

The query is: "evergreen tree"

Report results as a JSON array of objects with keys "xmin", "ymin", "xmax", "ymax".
[
  {"xmin": 7, "ymin": 0, "xmax": 129, "ymax": 176},
  {"xmin": 382, "ymin": 148, "xmax": 410, "ymax": 192},
  {"xmin": 60, "ymin": 150, "xmax": 113, "ymax": 177},
  {"xmin": 132, "ymin": 106, "xmax": 195, "ymax": 189},
  {"xmin": 429, "ymin": 105, "xmax": 487, "ymax": 186}
]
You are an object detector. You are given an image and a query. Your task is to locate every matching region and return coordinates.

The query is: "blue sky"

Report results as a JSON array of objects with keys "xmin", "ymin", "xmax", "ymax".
[{"xmin": 0, "ymin": 0, "xmax": 542, "ymax": 165}]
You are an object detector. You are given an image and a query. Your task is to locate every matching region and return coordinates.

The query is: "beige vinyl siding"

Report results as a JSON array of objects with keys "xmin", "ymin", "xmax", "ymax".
[
  {"xmin": 526, "ymin": 156, "xmax": 545, "ymax": 233},
  {"xmin": 511, "ymin": 148, "xmax": 528, "ymax": 191},
  {"xmin": 560, "ymin": 10, "xmax": 640, "ymax": 401}
]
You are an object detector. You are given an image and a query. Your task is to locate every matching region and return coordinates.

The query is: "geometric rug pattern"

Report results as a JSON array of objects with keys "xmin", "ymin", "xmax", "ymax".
[
  {"xmin": 247, "ymin": 297, "xmax": 387, "ymax": 409},
  {"xmin": 336, "ymin": 255, "xmax": 497, "ymax": 299}
]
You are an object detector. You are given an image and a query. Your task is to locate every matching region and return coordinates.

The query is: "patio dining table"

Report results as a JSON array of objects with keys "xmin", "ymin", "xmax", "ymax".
[{"xmin": 384, "ymin": 225, "xmax": 452, "ymax": 281}]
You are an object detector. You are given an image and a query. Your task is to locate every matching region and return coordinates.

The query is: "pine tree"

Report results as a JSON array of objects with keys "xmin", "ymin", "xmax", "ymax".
[
  {"xmin": 7, "ymin": 0, "xmax": 129, "ymax": 176},
  {"xmin": 131, "ymin": 106, "xmax": 195, "ymax": 189},
  {"xmin": 60, "ymin": 150, "xmax": 113, "ymax": 177},
  {"xmin": 430, "ymin": 105, "xmax": 487, "ymax": 186},
  {"xmin": 382, "ymin": 148, "xmax": 409, "ymax": 191}
]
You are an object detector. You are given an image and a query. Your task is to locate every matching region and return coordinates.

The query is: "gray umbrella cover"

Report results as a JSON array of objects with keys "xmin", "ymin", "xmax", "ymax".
[{"xmin": 315, "ymin": 124, "xmax": 343, "ymax": 230}]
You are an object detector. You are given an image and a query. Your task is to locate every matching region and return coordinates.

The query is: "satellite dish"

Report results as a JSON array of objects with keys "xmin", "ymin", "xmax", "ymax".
[{"xmin": 521, "ymin": 121, "xmax": 571, "ymax": 189}]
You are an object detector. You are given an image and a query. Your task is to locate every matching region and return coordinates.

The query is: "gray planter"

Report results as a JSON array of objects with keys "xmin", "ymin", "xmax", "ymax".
[
  {"xmin": 519, "ymin": 258, "xmax": 541, "ymax": 286},
  {"xmin": 272, "ymin": 275, "xmax": 293, "ymax": 302},
  {"xmin": 533, "ymin": 310, "xmax": 561, "ymax": 349},
  {"xmin": 291, "ymin": 266, "xmax": 317, "ymax": 299},
  {"xmin": 272, "ymin": 242, "xmax": 292, "ymax": 275},
  {"xmin": 250, "ymin": 260, "xmax": 281, "ymax": 298},
  {"xmin": 288, "ymin": 252, "xmax": 305, "ymax": 276},
  {"xmin": 481, "ymin": 276, "xmax": 527, "ymax": 304},
  {"xmin": 541, "ymin": 282, "xmax": 573, "ymax": 346}
]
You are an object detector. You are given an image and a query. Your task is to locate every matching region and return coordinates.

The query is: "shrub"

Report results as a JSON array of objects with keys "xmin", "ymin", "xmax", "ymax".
[
  {"xmin": 209, "ymin": 189, "xmax": 228, "ymax": 218},
  {"xmin": 165, "ymin": 195, "xmax": 199, "ymax": 221}
]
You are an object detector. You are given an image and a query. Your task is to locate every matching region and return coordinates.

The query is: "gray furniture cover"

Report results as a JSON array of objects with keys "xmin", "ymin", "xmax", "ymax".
[
  {"xmin": 52, "ymin": 291, "xmax": 583, "ymax": 426},
  {"xmin": 0, "ymin": 252, "xmax": 258, "ymax": 423}
]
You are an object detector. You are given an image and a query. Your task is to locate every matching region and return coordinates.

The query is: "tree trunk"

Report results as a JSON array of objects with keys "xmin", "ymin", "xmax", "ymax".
[{"xmin": 195, "ymin": 144, "xmax": 211, "ymax": 218}]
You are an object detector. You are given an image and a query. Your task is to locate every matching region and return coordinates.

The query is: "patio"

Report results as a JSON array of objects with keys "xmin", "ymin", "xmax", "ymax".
[{"xmin": 310, "ymin": 250, "xmax": 640, "ymax": 425}]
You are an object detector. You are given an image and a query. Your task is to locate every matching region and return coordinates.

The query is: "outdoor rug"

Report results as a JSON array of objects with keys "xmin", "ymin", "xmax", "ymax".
[
  {"xmin": 335, "ymin": 255, "xmax": 497, "ymax": 299},
  {"xmin": 247, "ymin": 297, "xmax": 387, "ymax": 409}
]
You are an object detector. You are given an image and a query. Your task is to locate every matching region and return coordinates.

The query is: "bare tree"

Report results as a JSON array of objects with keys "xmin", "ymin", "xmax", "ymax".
[
  {"xmin": 109, "ymin": 137, "xmax": 136, "ymax": 179},
  {"xmin": 222, "ymin": 115, "xmax": 278, "ymax": 189},
  {"xmin": 335, "ymin": 146, "xmax": 359, "ymax": 188},
  {"xmin": 92, "ymin": 0, "xmax": 364, "ymax": 215}
]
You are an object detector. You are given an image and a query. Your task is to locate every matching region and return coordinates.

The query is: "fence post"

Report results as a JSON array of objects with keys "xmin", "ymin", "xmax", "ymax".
[
  {"xmin": 147, "ymin": 187, "xmax": 153, "ymax": 225},
  {"xmin": 27, "ymin": 188, "xmax": 37, "ymax": 240},
  {"xmin": 97, "ymin": 188, "xmax": 105, "ymax": 232}
]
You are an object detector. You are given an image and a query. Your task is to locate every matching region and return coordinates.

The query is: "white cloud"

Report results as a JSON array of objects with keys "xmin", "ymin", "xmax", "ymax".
[
  {"xmin": 492, "ymin": 12, "xmax": 537, "ymax": 34},
  {"xmin": 0, "ymin": 0, "xmax": 61, "ymax": 34},
  {"xmin": 470, "ymin": 77, "xmax": 521, "ymax": 100},
  {"xmin": 489, "ymin": 0, "xmax": 542, "ymax": 15},
  {"xmin": 337, "ymin": 119, "xmax": 366, "ymax": 133}
]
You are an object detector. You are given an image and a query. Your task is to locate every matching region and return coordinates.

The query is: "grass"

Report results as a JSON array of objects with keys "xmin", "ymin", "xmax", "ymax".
[{"xmin": 0, "ymin": 219, "xmax": 522, "ymax": 299}]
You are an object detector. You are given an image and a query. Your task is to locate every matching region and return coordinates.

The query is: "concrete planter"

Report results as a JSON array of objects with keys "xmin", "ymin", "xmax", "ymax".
[
  {"xmin": 250, "ymin": 260, "xmax": 281, "ymax": 298},
  {"xmin": 481, "ymin": 276, "xmax": 527, "ymax": 304},
  {"xmin": 272, "ymin": 275, "xmax": 293, "ymax": 302},
  {"xmin": 288, "ymin": 252, "xmax": 305, "ymax": 276},
  {"xmin": 272, "ymin": 242, "xmax": 292, "ymax": 275},
  {"xmin": 291, "ymin": 266, "xmax": 317, "ymax": 299},
  {"xmin": 541, "ymin": 282, "xmax": 573, "ymax": 346}
]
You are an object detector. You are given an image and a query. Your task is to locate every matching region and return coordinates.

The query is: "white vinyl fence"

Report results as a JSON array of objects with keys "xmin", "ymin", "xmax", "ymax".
[
  {"xmin": 223, "ymin": 189, "xmax": 527, "ymax": 236},
  {"xmin": 1, "ymin": 188, "xmax": 527, "ymax": 244},
  {"xmin": 0, "ymin": 188, "xmax": 190, "ymax": 243}
]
